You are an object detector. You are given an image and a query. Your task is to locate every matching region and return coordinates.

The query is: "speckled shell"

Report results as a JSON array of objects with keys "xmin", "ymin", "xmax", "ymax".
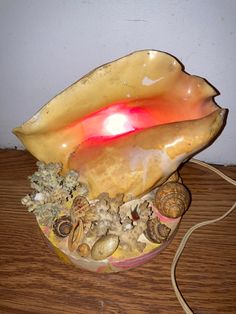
[
  {"xmin": 91, "ymin": 235, "xmax": 119, "ymax": 260},
  {"xmin": 155, "ymin": 182, "xmax": 190, "ymax": 218},
  {"xmin": 52, "ymin": 215, "xmax": 73, "ymax": 238},
  {"xmin": 77, "ymin": 243, "xmax": 91, "ymax": 257},
  {"xmin": 144, "ymin": 218, "xmax": 171, "ymax": 244}
]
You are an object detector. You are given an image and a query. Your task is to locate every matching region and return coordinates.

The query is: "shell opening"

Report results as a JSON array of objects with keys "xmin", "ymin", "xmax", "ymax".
[{"xmin": 73, "ymin": 97, "xmax": 218, "ymax": 142}]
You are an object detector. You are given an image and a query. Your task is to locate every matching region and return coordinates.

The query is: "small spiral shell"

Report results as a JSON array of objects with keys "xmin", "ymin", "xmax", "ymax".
[
  {"xmin": 144, "ymin": 218, "xmax": 171, "ymax": 243},
  {"xmin": 70, "ymin": 195, "xmax": 90, "ymax": 222},
  {"xmin": 155, "ymin": 182, "xmax": 190, "ymax": 218},
  {"xmin": 53, "ymin": 215, "xmax": 73, "ymax": 238},
  {"xmin": 166, "ymin": 171, "xmax": 182, "ymax": 183}
]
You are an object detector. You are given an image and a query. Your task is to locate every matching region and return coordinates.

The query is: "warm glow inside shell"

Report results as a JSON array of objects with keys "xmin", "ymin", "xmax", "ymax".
[{"xmin": 13, "ymin": 50, "xmax": 226, "ymax": 200}]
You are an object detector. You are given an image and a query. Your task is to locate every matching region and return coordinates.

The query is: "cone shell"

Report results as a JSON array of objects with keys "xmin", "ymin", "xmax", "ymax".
[
  {"xmin": 13, "ymin": 50, "xmax": 226, "ymax": 200},
  {"xmin": 155, "ymin": 182, "xmax": 190, "ymax": 218}
]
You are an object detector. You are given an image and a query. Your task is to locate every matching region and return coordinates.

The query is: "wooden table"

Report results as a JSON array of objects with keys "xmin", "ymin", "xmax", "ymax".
[{"xmin": 0, "ymin": 149, "xmax": 235, "ymax": 314}]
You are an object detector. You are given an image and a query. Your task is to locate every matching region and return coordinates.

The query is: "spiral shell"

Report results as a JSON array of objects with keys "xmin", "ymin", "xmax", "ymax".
[
  {"xmin": 144, "ymin": 218, "xmax": 171, "ymax": 243},
  {"xmin": 53, "ymin": 215, "xmax": 73, "ymax": 238},
  {"xmin": 70, "ymin": 195, "xmax": 90, "ymax": 222},
  {"xmin": 155, "ymin": 182, "xmax": 190, "ymax": 218},
  {"xmin": 165, "ymin": 171, "xmax": 182, "ymax": 183}
]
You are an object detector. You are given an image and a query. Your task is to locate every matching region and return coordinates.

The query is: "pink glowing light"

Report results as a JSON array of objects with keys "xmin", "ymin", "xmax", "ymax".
[
  {"xmin": 79, "ymin": 101, "xmax": 159, "ymax": 142},
  {"xmin": 103, "ymin": 113, "xmax": 135, "ymax": 136}
]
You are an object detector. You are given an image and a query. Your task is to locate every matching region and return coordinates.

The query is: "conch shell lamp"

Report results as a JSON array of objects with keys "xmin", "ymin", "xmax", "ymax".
[{"xmin": 14, "ymin": 50, "xmax": 226, "ymax": 272}]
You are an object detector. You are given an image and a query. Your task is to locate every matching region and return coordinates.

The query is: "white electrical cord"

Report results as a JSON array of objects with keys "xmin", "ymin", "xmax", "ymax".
[{"xmin": 171, "ymin": 158, "xmax": 236, "ymax": 314}]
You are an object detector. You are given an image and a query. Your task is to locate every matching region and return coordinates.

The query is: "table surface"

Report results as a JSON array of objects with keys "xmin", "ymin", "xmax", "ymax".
[{"xmin": 0, "ymin": 149, "xmax": 235, "ymax": 314}]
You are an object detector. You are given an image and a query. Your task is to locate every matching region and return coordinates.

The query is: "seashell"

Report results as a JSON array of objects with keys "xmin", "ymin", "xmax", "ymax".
[
  {"xmin": 144, "ymin": 218, "xmax": 171, "ymax": 243},
  {"xmin": 165, "ymin": 171, "xmax": 180, "ymax": 183},
  {"xmin": 69, "ymin": 108, "xmax": 225, "ymax": 201},
  {"xmin": 68, "ymin": 219, "xmax": 84, "ymax": 252},
  {"xmin": 70, "ymin": 195, "xmax": 90, "ymax": 223},
  {"xmin": 77, "ymin": 243, "xmax": 91, "ymax": 257},
  {"xmin": 91, "ymin": 235, "xmax": 119, "ymax": 260},
  {"xmin": 53, "ymin": 215, "xmax": 73, "ymax": 238},
  {"xmin": 13, "ymin": 50, "xmax": 226, "ymax": 200},
  {"xmin": 155, "ymin": 182, "xmax": 190, "ymax": 218}
]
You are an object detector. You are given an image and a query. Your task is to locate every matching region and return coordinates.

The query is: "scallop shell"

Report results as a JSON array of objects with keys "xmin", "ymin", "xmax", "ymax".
[
  {"xmin": 13, "ymin": 50, "xmax": 226, "ymax": 200},
  {"xmin": 52, "ymin": 215, "xmax": 73, "ymax": 238},
  {"xmin": 144, "ymin": 218, "xmax": 171, "ymax": 243},
  {"xmin": 70, "ymin": 195, "xmax": 90, "ymax": 223},
  {"xmin": 155, "ymin": 182, "xmax": 190, "ymax": 218},
  {"xmin": 91, "ymin": 235, "xmax": 119, "ymax": 260}
]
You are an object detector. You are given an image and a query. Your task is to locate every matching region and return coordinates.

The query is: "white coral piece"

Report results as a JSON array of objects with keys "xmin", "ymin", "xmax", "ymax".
[
  {"xmin": 111, "ymin": 201, "xmax": 152, "ymax": 253},
  {"xmin": 22, "ymin": 161, "xmax": 88, "ymax": 226}
]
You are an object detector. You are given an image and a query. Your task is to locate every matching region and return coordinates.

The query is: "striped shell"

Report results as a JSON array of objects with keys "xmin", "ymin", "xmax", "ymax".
[
  {"xmin": 155, "ymin": 182, "xmax": 190, "ymax": 218},
  {"xmin": 70, "ymin": 195, "xmax": 90, "ymax": 223},
  {"xmin": 144, "ymin": 218, "xmax": 171, "ymax": 243},
  {"xmin": 165, "ymin": 171, "xmax": 182, "ymax": 183},
  {"xmin": 52, "ymin": 215, "xmax": 73, "ymax": 238},
  {"xmin": 68, "ymin": 219, "xmax": 84, "ymax": 252}
]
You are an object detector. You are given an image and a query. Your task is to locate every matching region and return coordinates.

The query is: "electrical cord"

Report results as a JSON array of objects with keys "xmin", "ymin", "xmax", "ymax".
[{"xmin": 171, "ymin": 158, "xmax": 236, "ymax": 314}]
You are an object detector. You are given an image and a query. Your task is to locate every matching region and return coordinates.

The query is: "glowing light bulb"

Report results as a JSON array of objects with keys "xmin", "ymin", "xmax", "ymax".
[{"xmin": 103, "ymin": 113, "xmax": 134, "ymax": 136}]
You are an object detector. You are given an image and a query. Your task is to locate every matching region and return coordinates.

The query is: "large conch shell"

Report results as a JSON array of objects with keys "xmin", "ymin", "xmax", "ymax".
[
  {"xmin": 13, "ymin": 50, "xmax": 226, "ymax": 200},
  {"xmin": 69, "ymin": 109, "xmax": 225, "ymax": 200}
]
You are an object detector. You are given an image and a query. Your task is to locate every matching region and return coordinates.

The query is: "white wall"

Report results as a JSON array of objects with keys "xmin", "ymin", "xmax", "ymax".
[{"xmin": 0, "ymin": 0, "xmax": 235, "ymax": 164}]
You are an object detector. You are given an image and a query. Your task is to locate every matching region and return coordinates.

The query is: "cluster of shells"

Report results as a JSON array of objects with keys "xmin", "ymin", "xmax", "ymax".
[
  {"xmin": 51, "ymin": 171, "xmax": 190, "ymax": 261},
  {"xmin": 22, "ymin": 161, "xmax": 190, "ymax": 261}
]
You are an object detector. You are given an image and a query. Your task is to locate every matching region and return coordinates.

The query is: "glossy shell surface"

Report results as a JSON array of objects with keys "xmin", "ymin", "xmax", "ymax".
[
  {"xmin": 91, "ymin": 235, "xmax": 119, "ymax": 260},
  {"xmin": 13, "ymin": 50, "xmax": 226, "ymax": 201}
]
